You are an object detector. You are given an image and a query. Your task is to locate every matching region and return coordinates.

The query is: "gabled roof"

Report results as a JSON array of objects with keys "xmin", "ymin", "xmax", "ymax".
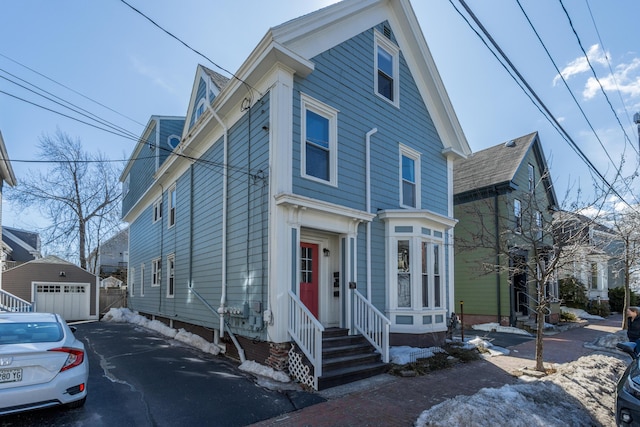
[
  {"xmin": 454, "ymin": 132, "xmax": 558, "ymax": 210},
  {"xmin": 3, "ymin": 226, "xmax": 41, "ymax": 262},
  {"xmin": 182, "ymin": 65, "xmax": 231, "ymax": 138}
]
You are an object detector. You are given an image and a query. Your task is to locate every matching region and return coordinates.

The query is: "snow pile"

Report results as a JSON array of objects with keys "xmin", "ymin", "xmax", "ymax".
[
  {"xmin": 562, "ymin": 306, "xmax": 604, "ymax": 320},
  {"xmin": 472, "ymin": 323, "xmax": 533, "ymax": 336},
  {"xmin": 102, "ymin": 307, "xmax": 217, "ymax": 355},
  {"xmin": 415, "ymin": 354, "xmax": 627, "ymax": 427},
  {"xmin": 389, "ymin": 346, "xmax": 447, "ymax": 365},
  {"xmin": 239, "ymin": 360, "xmax": 291, "ymax": 383}
]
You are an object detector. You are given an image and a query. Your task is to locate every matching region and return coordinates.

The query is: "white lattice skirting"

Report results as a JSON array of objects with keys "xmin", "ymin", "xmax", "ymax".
[{"xmin": 288, "ymin": 345, "xmax": 316, "ymax": 390}]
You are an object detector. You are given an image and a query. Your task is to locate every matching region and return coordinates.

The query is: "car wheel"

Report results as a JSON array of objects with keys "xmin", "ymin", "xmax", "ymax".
[{"xmin": 66, "ymin": 397, "xmax": 86, "ymax": 409}]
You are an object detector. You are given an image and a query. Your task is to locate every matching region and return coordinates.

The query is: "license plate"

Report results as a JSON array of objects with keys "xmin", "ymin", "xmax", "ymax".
[{"xmin": 0, "ymin": 368, "xmax": 22, "ymax": 383}]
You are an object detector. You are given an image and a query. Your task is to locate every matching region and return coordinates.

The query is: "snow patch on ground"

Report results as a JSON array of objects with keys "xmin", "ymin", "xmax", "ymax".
[
  {"xmin": 102, "ymin": 307, "xmax": 217, "ymax": 353},
  {"xmin": 472, "ymin": 323, "xmax": 533, "ymax": 335},
  {"xmin": 561, "ymin": 306, "xmax": 604, "ymax": 320},
  {"xmin": 416, "ymin": 354, "xmax": 627, "ymax": 427}
]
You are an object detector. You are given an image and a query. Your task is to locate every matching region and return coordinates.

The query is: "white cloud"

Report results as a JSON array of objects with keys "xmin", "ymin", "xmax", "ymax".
[
  {"xmin": 129, "ymin": 55, "xmax": 175, "ymax": 94},
  {"xmin": 553, "ymin": 44, "xmax": 608, "ymax": 86},
  {"xmin": 583, "ymin": 58, "xmax": 640, "ymax": 99}
]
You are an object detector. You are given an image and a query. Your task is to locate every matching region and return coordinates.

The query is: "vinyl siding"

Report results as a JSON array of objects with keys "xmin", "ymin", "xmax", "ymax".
[
  {"xmin": 122, "ymin": 121, "xmax": 158, "ymax": 217},
  {"xmin": 158, "ymin": 119, "xmax": 184, "ymax": 169}
]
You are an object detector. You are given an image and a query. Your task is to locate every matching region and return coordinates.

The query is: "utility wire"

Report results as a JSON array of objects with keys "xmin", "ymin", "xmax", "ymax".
[
  {"xmin": 584, "ymin": 0, "xmax": 636, "ymax": 131},
  {"xmin": 0, "ymin": 52, "xmax": 146, "ymax": 128},
  {"xmin": 514, "ymin": 0, "xmax": 637, "ymax": 194},
  {"xmin": 558, "ymin": 0, "xmax": 636, "ymax": 155},
  {"xmin": 118, "ymin": 0, "xmax": 261, "ymax": 102},
  {"xmin": 453, "ymin": 0, "xmax": 630, "ymax": 209}
]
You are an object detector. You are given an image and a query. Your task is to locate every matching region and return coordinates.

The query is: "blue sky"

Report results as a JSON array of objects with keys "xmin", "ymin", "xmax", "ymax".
[{"xmin": 1, "ymin": 0, "xmax": 639, "ymax": 229}]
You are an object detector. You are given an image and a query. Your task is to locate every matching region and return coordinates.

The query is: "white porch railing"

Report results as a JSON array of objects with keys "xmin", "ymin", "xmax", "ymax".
[
  {"xmin": 0, "ymin": 289, "xmax": 33, "ymax": 312},
  {"xmin": 288, "ymin": 290, "xmax": 324, "ymax": 380},
  {"xmin": 353, "ymin": 289, "xmax": 390, "ymax": 363}
]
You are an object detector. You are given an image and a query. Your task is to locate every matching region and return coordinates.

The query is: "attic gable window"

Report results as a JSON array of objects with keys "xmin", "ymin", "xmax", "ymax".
[
  {"xmin": 374, "ymin": 30, "xmax": 399, "ymax": 107},
  {"xmin": 194, "ymin": 98, "xmax": 207, "ymax": 122},
  {"xmin": 167, "ymin": 135, "xmax": 180, "ymax": 150},
  {"xmin": 300, "ymin": 93, "xmax": 338, "ymax": 186}
]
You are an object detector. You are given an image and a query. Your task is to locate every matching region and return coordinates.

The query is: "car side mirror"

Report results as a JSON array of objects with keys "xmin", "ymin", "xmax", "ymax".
[
  {"xmin": 617, "ymin": 342, "xmax": 638, "ymax": 359},
  {"xmin": 70, "ymin": 326, "xmax": 77, "ymax": 333}
]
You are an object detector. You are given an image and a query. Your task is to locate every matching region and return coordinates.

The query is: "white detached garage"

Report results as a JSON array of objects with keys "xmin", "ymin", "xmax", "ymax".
[{"xmin": 2, "ymin": 256, "xmax": 99, "ymax": 321}]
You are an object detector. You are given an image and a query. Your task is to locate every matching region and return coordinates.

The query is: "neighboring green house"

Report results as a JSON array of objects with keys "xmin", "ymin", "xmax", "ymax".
[{"xmin": 453, "ymin": 132, "xmax": 559, "ymax": 327}]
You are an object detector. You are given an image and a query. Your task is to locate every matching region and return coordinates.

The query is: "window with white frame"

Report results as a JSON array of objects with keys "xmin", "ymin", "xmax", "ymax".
[
  {"xmin": 129, "ymin": 267, "xmax": 135, "ymax": 297},
  {"xmin": 393, "ymin": 235, "xmax": 442, "ymax": 310},
  {"xmin": 536, "ymin": 211, "xmax": 543, "ymax": 240},
  {"xmin": 374, "ymin": 30, "xmax": 399, "ymax": 106},
  {"xmin": 168, "ymin": 185, "xmax": 176, "ymax": 228},
  {"xmin": 152, "ymin": 258, "xmax": 161, "ymax": 287},
  {"xmin": 301, "ymin": 93, "xmax": 338, "ymax": 185},
  {"xmin": 400, "ymin": 145, "xmax": 420, "ymax": 208},
  {"xmin": 153, "ymin": 198, "xmax": 163, "ymax": 223},
  {"xmin": 194, "ymin": 98, "xmax": 207, "ymax": 123},
  {"xmin": 590, "ymin": 262, "xmax": 598, "ymax": 290},
  {"xmin": 514, "ymin": 199, "xmax": 522, "ymax": 233},
  {"xmin": 123, "ymin": 173, "xmax": 130, "ymax": 197},
  {"xmin": 140, "ymin": 264, "xmax": 145, "ymax": 296},
  {"xmin": 528, "ymin": 164, "xmax": 535, "ymax": 192},
  {"xmin": 167, "ymin": 255, "xmax": 175, "ymax": 298}
]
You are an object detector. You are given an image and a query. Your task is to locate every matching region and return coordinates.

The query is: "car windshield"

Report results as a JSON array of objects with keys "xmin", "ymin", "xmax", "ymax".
[{"xmin": 0, "ymin": 322, "xmax": 64, "ymax": 344}]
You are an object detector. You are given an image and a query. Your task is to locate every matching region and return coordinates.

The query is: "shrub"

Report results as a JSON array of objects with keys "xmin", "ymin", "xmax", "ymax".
[
  {"xmin": 585, "ymin": 300, "xmax": 610, "ymax": 317},
  {"xmin": 609, "ymin": 287, "xmax": 638, "ymax": 312},
  {"xmin": 559, "ymin": 277, "xmax": 588, "ymax": 309}
]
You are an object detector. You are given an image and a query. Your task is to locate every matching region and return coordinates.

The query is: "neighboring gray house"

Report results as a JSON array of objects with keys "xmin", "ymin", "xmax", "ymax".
[
  {"xmin": 88, "ymin": 228, "xmax": 128, "ymax": 284},
  {"xmin": 2, "ymin": 226, "xmax": 42, "ymax": 270},
  {"xmin": 121, "ymin": 0, "xmax": 471, "ymax": 390},
  {"xmin": 2, "ymin": 255, "xmax": 99, "ymax": 321}
]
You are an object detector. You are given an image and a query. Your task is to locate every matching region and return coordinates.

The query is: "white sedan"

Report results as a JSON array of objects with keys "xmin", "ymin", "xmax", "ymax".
[{"xmin": 0, "ymin": 312, "xmax": 88, "ymax": 415}]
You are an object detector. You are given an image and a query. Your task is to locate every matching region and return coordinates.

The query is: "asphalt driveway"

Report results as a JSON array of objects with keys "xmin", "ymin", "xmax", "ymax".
[{"xmin": 1, "ymin": 321, "xmax": 323, "ymax": 427}]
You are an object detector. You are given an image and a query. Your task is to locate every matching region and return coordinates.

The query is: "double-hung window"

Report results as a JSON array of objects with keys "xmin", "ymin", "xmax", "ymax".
[
  {"xmin": 514, "ymin": 199, "xmax": 522, "ymax": 234},
  {"xmin": 152, "ymin": 258, "xmax": 161, "ymax": 287},
  {"xmin": 393, "ymin": 235, "xmax": 443, "ymax": 310},
  {"xmin": 301, "ymin": 93, "xmax": 338, "ymax": 185},
  {"xmin": 374, "ymin": 30, "xmax": 399, "ymax": 107},
  {"xmin": 535, "ymin": 211, "xmax": 543, "ymax": 240},
  {"xmin": 528, "ymin": 164, "xmax": 535, "ymax": 193},
  {"xmin": 153, "ymin": 198, "xmax": 163, "ymax": 223},
  {"xmin": 140, "ymin": 264, "xmax": 145, "ymax": 296},
  {"xmin": 167, "ymin": 255, "xmax": 175, "ymax": 298},
  {"xmin": 168, "ymin": 185, "xmax": 176, "ymax": 228},
  {"xmin": 400, "ymin": 145, "xmax": 420, "ymax": 208}
]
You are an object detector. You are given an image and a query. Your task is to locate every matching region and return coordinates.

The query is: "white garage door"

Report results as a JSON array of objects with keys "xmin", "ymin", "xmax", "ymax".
[{"xmin": 34, "ymin": 283, "xmax": 90, "ymax": 321}]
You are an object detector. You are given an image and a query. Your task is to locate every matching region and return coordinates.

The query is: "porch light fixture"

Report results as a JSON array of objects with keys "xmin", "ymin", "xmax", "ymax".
[{"xmin": 323, "ymin": 248, "xmax": 330, "ymax": 257}]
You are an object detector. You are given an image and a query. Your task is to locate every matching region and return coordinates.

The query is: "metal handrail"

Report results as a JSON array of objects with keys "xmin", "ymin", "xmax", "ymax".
[{"xmin": 517, "ymin": 291, "xmax": 551, "ymax": 316}]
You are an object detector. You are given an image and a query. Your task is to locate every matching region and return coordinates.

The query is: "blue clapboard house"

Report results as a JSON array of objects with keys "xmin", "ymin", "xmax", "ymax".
[{"xmin": 121, "ymin": 0, "xmax": 471, "ymax": 390}]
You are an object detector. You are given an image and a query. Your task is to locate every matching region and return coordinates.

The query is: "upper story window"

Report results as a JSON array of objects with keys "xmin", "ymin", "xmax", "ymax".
[
  {"xmin": 301, "ymin": 93, "xmax": 338, "ymax": 186},
  {"xmin": 153, "ymin": 197, "xmax": 163, "ymax": 223},
  {"xmin": 374, "ymin": 30, "xmax": 400, "ymax": 107},
  {"xmin": 528, "ymin": 164, "xmax": 535, "ymax": 192},
  {"xmin": 123, "ymin": 173, "xmax": 130, "ymax": 197},
  {"xmin": 194, "ymin": 98, "xmax": 207, "ymax": 123},
  {"xmin": 535, "ymin": 211, "xmax": 543, "ymax": 240},
  {"xmin": 400, "ymin": 144, "xmax": 421, "ymax": 208},
  {"xmin": 168, "ymin": 185, "xmax": 176, "ymax": 228},
  {"xmin": 514, "ymin": 199, "xmax": 522, "ymax": 234}
]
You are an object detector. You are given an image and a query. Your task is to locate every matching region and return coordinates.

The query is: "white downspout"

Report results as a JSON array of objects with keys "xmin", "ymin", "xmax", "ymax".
[
  {"xmin": 365, "ymin": 128, "xmax": 377, "ymax": 300},
  {"xmin": 207, "ymin": 106, "xmax": 229, "ymax": 340}
]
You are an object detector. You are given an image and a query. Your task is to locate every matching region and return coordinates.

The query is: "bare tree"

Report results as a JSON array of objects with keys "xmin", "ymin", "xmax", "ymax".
[
  {"xmin": 7, "ymin": 130, "xmax": 122, "ymax": 269},
  {"xmin": 456, "ymin": 171, "xmax": 593, "ymax": 372}
]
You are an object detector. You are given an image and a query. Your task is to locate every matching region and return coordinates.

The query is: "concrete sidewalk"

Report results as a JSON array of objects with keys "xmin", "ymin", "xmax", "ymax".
[{"xmin": 249, "ymin": 315, "xmax": 624, "ymax": 427}]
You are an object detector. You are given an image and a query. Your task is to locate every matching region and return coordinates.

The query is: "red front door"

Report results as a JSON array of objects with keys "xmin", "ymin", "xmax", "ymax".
[{"xmin": 300, "ymin": 242, "xmax": 319, "ymax": 318}]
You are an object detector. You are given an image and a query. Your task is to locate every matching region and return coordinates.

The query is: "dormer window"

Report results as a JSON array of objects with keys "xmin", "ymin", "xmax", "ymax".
[{"xmin": 374, "ymin": 30, "xmax": 399, "ymax": 107}]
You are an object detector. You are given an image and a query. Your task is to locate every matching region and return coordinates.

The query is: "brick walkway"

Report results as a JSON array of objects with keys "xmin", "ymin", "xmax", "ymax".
[{"xmin": 248, "ymin": 315, "xmax": 624, "ymax": 427}]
